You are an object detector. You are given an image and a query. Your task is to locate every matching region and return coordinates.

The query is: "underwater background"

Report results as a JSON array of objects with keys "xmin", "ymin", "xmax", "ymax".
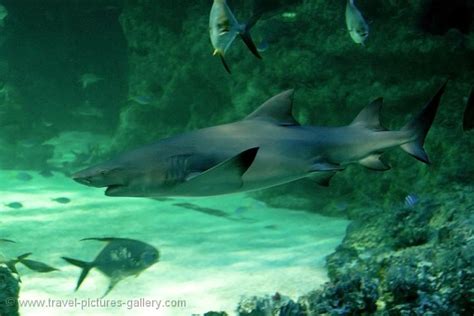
[{"xmin": 0, "ymin": 0, "xmax": 473, "ymax": 315}]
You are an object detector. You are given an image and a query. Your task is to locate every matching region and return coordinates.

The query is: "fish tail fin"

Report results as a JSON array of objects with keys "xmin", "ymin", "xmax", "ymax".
[
  {"xmin": 240, "ymin": 13, "xmax": 262, "ymax": 59},
  {"xmin": 62, "ymin": 257, "xmax": 93, "ymax": 291},
  {"xmin": 400, "ymin": 81, "xmax": 447, "ymax": 164}
]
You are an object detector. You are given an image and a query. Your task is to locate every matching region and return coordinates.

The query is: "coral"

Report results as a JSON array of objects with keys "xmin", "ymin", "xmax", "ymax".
[{"xmin": 0, "ymin": 267, "xmax": 19, "ymax": 316}]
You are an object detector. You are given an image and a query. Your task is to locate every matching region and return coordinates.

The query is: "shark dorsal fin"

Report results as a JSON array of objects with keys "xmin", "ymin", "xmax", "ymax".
[
  {"xmin": 350, "ymin": 97, "xmax": 386, "ymax": 131},
  {"xmin": 245, "ymin": 90, "xmax": 300, "ymax": 126}
]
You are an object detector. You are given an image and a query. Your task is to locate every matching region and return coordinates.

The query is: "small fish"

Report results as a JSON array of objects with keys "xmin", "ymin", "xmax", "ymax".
[
  {"xmin": 16, "ymin": 172, "xmax": 33, "ymax": 181},
  {"xmin": 0, "ymin": 239, "xmax": 15, "ymax": 243},
  {"xmin": 38, "ymin": 169, "xmax": 54, "ymax": 178},
  {"xmin": 463, "ymin": 87, "xmax": 474, "ymax": 132},
  {"xmin": 209, "ymin": 0, "xmax": 261, "ymax": 73},
  {"xmin": 52, "ymin": 197, "xmax": 71, "ymax": 204},
  {"xmin": 1, "ymin": 253, "xmax": 32, "ymax": 281},
  {"xmin": 5, "ymin": 202, "xmax": 23, "ymax": 209},
  {"xmin": 404, "ymin": 194, "xmax": 419, "ymax": 208},
  {"xmin": 0, "ymin": 4, "xmax": 7, "ymax": 27},
  {"xmin": 128, "ymin": 95, "xmax": 153, "ymax": 105},
  {"xmin": 78, "ymin": 73, "xmax": 103, "ymax": 89},
  {"xmin": 19, "ymin": 259, "xmax": 59, "ymax": 273},
  {"xmin": 73, "ymin": 101, "xmax": 104, "ymax": 118},
  {"xmin": 345, "ymin": 0, "xmax": 369, "ymax": 45},
  {"xmin": 257, "ymin": 40, "xmax": 269, "ymax": 53},
  {"xmin": 62, "ymin": 237, "xmax": 159, "ymax": 297}
]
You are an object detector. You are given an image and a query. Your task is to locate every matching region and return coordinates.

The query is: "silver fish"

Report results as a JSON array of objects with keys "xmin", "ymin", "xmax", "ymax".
[
  {"xmin": 209, "ymin": 0, "xmax": 261, "ymax": 73},
  {"xmin": 345, "ymin": 0, "xmax": 369, "ymax": 45}
]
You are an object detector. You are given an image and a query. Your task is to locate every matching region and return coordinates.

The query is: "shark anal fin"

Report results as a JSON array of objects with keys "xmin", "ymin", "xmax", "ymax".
[
  {"xmin": 463, "ymin": 87, "xmax": 474, "ymax": 132},
  {"xmin": 181, "ymin": 147, "xmax": 259, "ymax": 192},
  {"xmin": 308, "ymin": 171, "xmax": 336, "ymax": 187},
  {"xmin": 359, "ymin": 154, "xmax": 390, "ymax": 171},
  {"xmin": 245, "ymin": 90, "xmax": 300, "ymax": 126}
]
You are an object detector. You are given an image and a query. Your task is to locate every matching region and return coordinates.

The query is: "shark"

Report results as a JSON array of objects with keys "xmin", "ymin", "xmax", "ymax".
[{"xmin": 72, "ymin": 82, "xmax": 447, "ymax": 198}]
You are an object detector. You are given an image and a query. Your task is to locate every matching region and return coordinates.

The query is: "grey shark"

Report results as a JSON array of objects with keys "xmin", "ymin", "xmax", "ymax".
[{"xmin": 73, "ymin": 83, "xmax": 447, "ymax": 198}]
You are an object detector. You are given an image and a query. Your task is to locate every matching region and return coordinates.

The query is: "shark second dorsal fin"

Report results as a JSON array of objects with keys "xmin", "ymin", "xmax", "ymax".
[
  {"xmin": 245, "ymin": 90, "xmax": 300, "ymax": 126},
  {"xmin": 351, "ymin": 97, "xmax": 386, "ymax": 131}
]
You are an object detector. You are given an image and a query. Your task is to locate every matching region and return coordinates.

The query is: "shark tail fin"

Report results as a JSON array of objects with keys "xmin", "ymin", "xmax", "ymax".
[
  {"xmin": 400, "ymin": 81, "xmax": 447, "ymax": 164},
  {"xmin": 240, "ymin": 13, "xmax": 262, "ymax": 59},
  {"xmin": 62, "ymin": 257, "xmax": 93, "ymax": 291}
]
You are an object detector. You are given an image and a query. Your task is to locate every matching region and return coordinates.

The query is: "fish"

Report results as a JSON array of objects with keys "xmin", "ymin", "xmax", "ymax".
[
  {"xmin": 345, "ymin": 0, "xmax": 369, "ymax": 45},
  {"xmin": 72, "ymin": 82, "xmax": 447, "ymax": 198},
  {"xmin": 209, "ymin": 0, "xmax": 261, "ymax": 73},
  {"xmin": 16, "ymin": 172, "xmax": 33, "ymax": 181},
  {"xmin": 78, "ymin": 73, "xmax": 103, "ymax": 89},
  {"xmin": 0, "ymin": 4, "xmax": 7, "ymax": 27},
  {"xmin": 52, "ymin": 197, "xmax": 71, "ymax": 204},
  {"xmin": 404, "ymin": 194, "xmax": 420, "ymax": 208},
  {"xmin": 1, "ymin": 253, "xmax": 58, "ymax": 280},
  {"xmin": 0, "ymin": 239, "xmax": 15, "ymax": 243},
  {"xmin": 73, "ymin": 101, "xmax": 104, "ymax": 118},
  {"xmin": 38, "ymin": 169, "xmax": 54, "ymax": 178},
  {"xmin": 2, "ymin": 253, "xmax": 32, "ymax": 281},
  {"xmin": 19, "ymin": 259, "xmax": 59, "ymax": 273},
  {"xmin": 5, "ymin": 202, "xmax": 23, "ymax": 209},
  {"xmin": 128, "ymin": 95, "xmax": 153, "ymax": 105},
  {"xmin": 463, "ymin": 87, "xmax": 474, "ymax": 131},
  {"xmin": 62, "ymin": 237, "xmax": 159, "ymax": 297}
]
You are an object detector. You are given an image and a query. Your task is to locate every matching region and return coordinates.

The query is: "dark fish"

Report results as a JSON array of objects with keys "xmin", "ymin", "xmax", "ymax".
[
  {"xmin": 20, "ymin": 259, "xmax": 59, "ymax": 273},
  {"xmin": 0, "ymin": 239, "xmax": 15, "ymax": 243},
  {"xmin": 5, "ymin": 202, "xmax": 23, "ymax": 209},
  {"xmin": 38, "ymin": 169, "xmax": 54, "ymax": 178},
  {"xmin": 2, "ymin": 253, "xmax": 32, "ymax": 282},
  {"xmin": 175, "ymin": 202, "xmax": 255, "ymax": 223},
  {"xmin": 16, "ymin": 172, "xmax": 32, "ymax": 181},
  {"xmin": 52, "ymin": 197, "xmax": 71, "ymax": 204},
  {"xmin": 463, "ymin": 87, "xmax": 474, "ymax": 132},
  {"xmin": 62, "ymin": 237, "xmax": 159, "ymax": 297}
]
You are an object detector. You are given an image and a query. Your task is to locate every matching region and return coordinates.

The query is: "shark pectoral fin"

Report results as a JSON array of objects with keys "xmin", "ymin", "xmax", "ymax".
[
  {"xmin": 359, "ymin": 154, "xmax": 390, "ymax": 171},
  {"xmin": 350, "ymin": 97, "xmax": 386, "ymax": 131},
  {"xmin": 310, "ymin": 161, "xmax": 344, "ymax": 172},
  {"xmin": 308, "ymin": 171, "xmax": 337, "ymax": 187},
  {"xmin": 245, "ymin": 90, "xmax": 300, "ymax": 126},
  {"xmin": 182, "ymin": 147, "xmax": 259, "ymax": 189}
]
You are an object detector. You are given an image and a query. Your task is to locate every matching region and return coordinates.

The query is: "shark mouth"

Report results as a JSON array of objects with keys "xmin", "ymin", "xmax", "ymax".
[{"xmin": 105, "ymin": 184, "xmax": 126, "ymax": 196}]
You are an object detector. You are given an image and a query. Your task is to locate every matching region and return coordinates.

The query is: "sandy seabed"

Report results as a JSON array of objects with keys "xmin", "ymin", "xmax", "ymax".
[{"xmin": 1, "ymin": 170, "xmax": 349, "ymax": 316}]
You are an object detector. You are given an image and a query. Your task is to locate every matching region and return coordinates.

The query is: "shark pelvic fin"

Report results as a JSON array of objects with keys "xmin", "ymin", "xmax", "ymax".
[
  {"xmin": 401, "ymin": 80, "xmax": 447, "ymax": 164},
  {"xmin": 359, "ymin": 154, "xmax": 390, "ymax": 171},
  {"xmin": 308, "ymin": 171, "xmax": 337, "ymax": 187},
  {"xmin": 183, "ymin": 147, "xmax": 259, "ymax": 188},
  {"xmin": 245, "ymin": 90, "xmax": 300, "ymax": 126},
  {"xmin": 351, "ymin": 97, "xmax": 386, "ymax": 131}
]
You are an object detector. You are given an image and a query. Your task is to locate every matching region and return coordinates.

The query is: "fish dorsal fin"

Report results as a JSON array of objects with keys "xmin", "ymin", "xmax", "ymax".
[
  {"xmin": 245, "ymin": 90, "xmax": 300, "ymax": 126},
  {"xmin": 351, "ymin": 97, "xmax": 386, "ymax": 130}
]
